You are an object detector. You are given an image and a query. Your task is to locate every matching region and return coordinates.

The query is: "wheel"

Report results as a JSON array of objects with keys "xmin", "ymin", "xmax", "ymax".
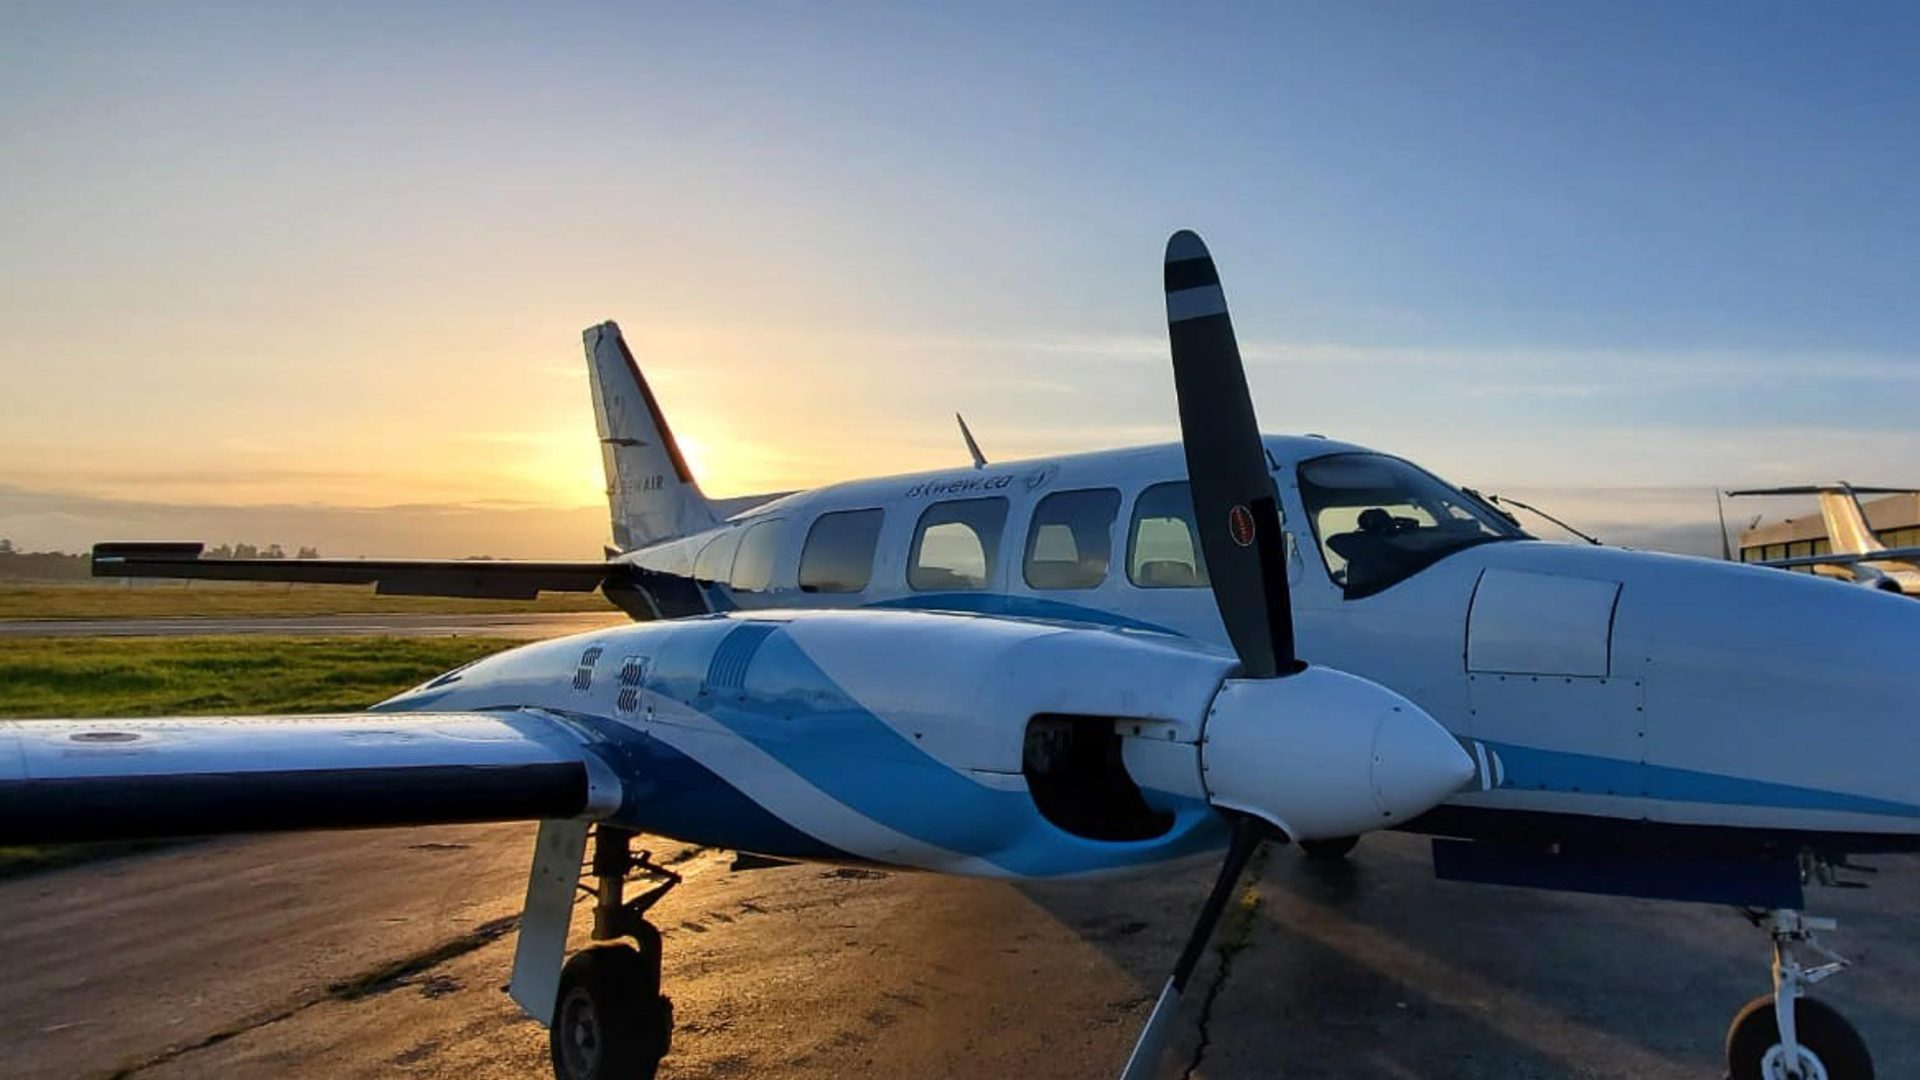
[
  {"xmin": 1726, "ymin": 994, "xmax": 1873, "ymax": 1080},
  {"xmin": 550, "ymin": 946, "xmax": 673, "ymax": 1080},
  {"xmin": 1300, "ymin": 836, "xmax": 1359, "ymax": 862}
]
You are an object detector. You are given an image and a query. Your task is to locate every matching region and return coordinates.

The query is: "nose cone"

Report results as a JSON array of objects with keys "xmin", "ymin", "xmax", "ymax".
[
  {"xmin": 1371, "ymin": 700, "xmax": 1477, "ymax": 821},
  {"xmin": 1201, "ymin": 667, "xmax": 1472, "ymax": 841}
]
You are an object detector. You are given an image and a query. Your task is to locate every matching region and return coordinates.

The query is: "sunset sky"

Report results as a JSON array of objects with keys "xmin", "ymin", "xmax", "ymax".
[{"xmin": 3, "ymin": 3, "xmax": 1917, "ymax": 556}]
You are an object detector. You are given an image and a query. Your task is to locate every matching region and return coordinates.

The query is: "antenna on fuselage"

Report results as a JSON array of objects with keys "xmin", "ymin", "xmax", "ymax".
[{"xmin": 955, "ymin": 413, "xmax": 987, "ymax": 470}]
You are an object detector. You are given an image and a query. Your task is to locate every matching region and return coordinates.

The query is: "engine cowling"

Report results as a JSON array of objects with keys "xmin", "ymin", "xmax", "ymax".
[{"xmin": 1200, "ymin": 668, "xmax": 1474, "ymax": 841}]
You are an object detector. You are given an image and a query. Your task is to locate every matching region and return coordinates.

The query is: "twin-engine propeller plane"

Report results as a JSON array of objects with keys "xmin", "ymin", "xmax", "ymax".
[{"xmin": 7, "ymin": 232, "xmax": 1916, "ymax": 1080}]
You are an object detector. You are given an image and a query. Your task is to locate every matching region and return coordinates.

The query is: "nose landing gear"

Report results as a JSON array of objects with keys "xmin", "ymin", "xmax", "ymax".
[
  {"xmin": 1725, "ymin": 909, "xmax": 1873, "ymax": 1080},
  {"xmin": 550, "ymin": 827, "xmax": 680, "ymax": 1080}
]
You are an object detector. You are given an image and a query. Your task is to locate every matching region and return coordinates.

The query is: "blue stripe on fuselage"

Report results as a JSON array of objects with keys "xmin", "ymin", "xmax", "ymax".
[
  {"xmin": 864, "ymin": 592, "xmax": 1180, "ymax": 635},
  {"xmin": 1485, "ymin": 740, "xmax": 1920, "ymax": 820}
]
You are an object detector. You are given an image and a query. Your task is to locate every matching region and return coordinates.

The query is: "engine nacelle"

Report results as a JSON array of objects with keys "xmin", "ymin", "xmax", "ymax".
[{"xmin": 1200, "ymin": 668, "xmax": 1474, "ymax": 841}]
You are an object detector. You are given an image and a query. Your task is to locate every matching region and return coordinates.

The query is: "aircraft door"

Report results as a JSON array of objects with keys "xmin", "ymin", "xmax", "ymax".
[{"xmin": 1464, "ymin": 569, "xmax": 1647, "ymax": 796}]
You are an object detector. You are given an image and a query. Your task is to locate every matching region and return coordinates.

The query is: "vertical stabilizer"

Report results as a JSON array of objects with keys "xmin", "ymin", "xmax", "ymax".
[
  {"xmin": 1816, "ymin": 487, "xmax": 1886, "ymax": 556},
  {"xmin": 583, "ymin": 322, "xmax": 717, "ymax": 550}
]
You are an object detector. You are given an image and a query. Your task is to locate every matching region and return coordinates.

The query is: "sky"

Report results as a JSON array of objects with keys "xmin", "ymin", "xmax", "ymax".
[{"xmin": 2, "ymin": 3, "xmax": 1917, "ymax": 556}]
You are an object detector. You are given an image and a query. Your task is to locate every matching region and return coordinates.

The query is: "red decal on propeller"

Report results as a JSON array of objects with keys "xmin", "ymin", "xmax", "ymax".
[{"xmin": 1228, "ymin": 505, "xmax": 1256, "ymax": 547}]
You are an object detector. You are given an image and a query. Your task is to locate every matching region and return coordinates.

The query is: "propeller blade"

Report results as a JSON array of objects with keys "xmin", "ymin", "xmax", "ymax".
[
  {"xmin": 1118, "ymin": 815, "xmax": 1267, "ymax": 1080},
  {"xmin": 1164, "ymin": 230, "xmax": 1299, "ymax": 678}
]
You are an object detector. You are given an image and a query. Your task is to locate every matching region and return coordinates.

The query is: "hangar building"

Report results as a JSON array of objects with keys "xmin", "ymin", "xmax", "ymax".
[{"xmin": 1737, "ymin": 491, "xmax": 1920, "ymax": 565}]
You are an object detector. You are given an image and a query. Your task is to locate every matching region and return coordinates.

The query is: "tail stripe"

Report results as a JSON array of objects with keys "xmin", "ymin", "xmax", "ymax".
[{"xmin": 609, "ymin": 330, "xmax": 695, "ymax": 485}]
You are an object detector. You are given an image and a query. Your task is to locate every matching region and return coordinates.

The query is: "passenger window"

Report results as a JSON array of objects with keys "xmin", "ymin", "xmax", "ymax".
[
  {"xmin": 799, "ymin": 509, "xmax": 884, "ymax": 593},
  {"xmin": 692, "ymin": 529, "xmax": 741, "ymax": 584},
  {"xmin": 909, "ymin": 497, "xmax": 1008, "ymax": 591},
  {"xmin": 728, "ymin": 520, "xmax": 782, "ymax": 592},
  {"xmin": 1024, "ymin": 488, "xmax": 1120, "ymax": 590},
  {"xmin": 1127, "ymin": 482, "xmax": 1210, "ymax": 589}
]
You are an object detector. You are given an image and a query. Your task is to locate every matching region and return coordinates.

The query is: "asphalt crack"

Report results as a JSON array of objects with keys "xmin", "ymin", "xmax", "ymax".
[{"xmin": 1180, "ymin": 842, "xmax": 1270, "ymax": 1080}]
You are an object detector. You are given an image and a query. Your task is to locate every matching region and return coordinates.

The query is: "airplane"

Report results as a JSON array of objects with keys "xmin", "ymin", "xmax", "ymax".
[
  {"xmin": 1728, "ymin": 484, "xmax": 1920, "ymax": 596},
  {"xmin": 11, "ymin": 231, "xmax": 1915, "ymax": 1080}
]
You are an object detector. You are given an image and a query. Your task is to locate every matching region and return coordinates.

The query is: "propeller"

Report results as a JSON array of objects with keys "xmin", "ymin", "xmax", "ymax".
[
  {"xmin": 1117, "ymin": 231, "xmax": 1473, "ymax": 1080},
  {"xmin": 1164, "ymin": 229, "xmax": 1300, "ymax": 679}
]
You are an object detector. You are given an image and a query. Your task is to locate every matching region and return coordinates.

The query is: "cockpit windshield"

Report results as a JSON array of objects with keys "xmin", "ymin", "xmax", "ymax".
[{"xmin": 1296, "ymin": 453, "xmax": 1525, "ymax": 598}]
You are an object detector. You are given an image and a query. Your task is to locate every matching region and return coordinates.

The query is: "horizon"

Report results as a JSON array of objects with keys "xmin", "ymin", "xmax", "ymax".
[{"xmin": 0, "ymin": 467, "xmax": 1802, "ymax": 563}]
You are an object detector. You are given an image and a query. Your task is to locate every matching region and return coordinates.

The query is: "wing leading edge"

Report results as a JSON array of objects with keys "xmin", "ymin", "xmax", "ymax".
[{"xmin": 0, "ymin": 710, "xmax": 622, "ymax": 844}]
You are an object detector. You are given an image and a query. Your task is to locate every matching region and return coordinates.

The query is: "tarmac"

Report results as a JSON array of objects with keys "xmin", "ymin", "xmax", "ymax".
[
  {"xmin": 0, "ymin": 612, "xmax": 629, "ymax": 639},
  {"xmin": 3, "ymin": 825, "xmax": 1916, "ymax": 1079}
]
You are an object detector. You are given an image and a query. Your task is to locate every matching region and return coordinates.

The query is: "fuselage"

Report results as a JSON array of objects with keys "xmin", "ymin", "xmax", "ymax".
[{"xmin": 607, "ymin": 435, "xmax": 1920, "ymax": 856}]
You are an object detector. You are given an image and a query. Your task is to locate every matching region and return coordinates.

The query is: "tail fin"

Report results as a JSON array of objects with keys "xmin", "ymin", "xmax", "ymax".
[
  {"xmin": 1816, "ymin": 487, "xmax": 1887, "ymax": 556},
  {"xmin": 583, "ymin": 322, "xmax": 717, "ymax": 550}
]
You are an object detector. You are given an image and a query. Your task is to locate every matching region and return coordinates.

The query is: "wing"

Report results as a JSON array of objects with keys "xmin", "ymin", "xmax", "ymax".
[
  {"xmin": 1727, "ymin": 486, "xmax": 1919, "ymax": 496},
  {"xmin": 90, "ymin": 542, "xmax": 710, "ymax": 617},
  {"xmin": 0, "ymin": 710, "xmax": 621, "ymax": 843},
  {"xmin": 1756, "ymin": 546, "xmax": 1920, "ymax": 569}
]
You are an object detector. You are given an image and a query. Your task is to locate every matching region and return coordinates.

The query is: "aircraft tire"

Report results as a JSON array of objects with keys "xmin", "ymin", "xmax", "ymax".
[
  {"xmin": 1299, "ymin": 836, "xmax": 1359, "ymax": 862},
  {"xmin": 550, "ymin": 946, "xmax": 672, "ymax": 1080},
  {"xmin": 1725, "ymin": 994, "xmax": 1873, "ymax": 1080}
]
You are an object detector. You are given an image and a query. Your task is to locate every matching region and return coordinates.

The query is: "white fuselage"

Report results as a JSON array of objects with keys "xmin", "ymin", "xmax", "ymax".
[{"xmin": 624, "ymin": 436, "xmax": 1920, "ymax": 851}]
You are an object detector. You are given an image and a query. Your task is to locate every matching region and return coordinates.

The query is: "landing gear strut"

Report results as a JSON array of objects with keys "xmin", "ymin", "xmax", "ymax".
[
  {"xmin": 1725, "ymin": 909, "xmax": 1873, "ymax": 1080},
  {"xmin": 550, "ymin": 827, "xmax": 681, "ymax": 1080}
]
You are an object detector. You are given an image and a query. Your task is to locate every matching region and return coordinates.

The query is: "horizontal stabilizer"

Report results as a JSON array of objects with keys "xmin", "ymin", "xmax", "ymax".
[
  {"xmin": 1756, "ymin": 546, "xmax": 1920, "ymax": 570},
  {"xmin": 0, "ymin": 711, "xmax": 620, "ymax": 844},
  {"xmin": 90, "ymin": 542, "xmax": 711, "ymax": 618}
]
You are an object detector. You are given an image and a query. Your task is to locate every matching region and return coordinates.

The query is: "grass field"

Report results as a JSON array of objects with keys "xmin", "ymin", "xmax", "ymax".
[
  {"xmin": 0, "ymin": 635, "xmax": 526, "ymax": 717},
  {"xmin": 0, "ymin": 582, "xmax": 617, "ymax": 620},
  {"xmin": 0, "ymin": 635, "xmax": 529, "ymax": 876}
]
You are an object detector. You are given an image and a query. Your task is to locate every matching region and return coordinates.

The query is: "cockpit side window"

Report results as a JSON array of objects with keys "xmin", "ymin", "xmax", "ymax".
[
  {"xmin": 909, "ymin": 497, "xmax": 1009, "ymax": 591},
  {"xmin": 1126, "ymin": 481, "xmax": 1211, "ymax": 589},
  {"xmin": 1296, "ymin": 453, "xmax": 1522, "ymax": 599}
]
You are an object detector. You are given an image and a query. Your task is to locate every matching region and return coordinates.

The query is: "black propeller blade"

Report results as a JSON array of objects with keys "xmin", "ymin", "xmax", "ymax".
[
  {"xmin": 1117, "ymin": 815, "xmax": 1265, "ymax": 1080},
  {"xmin": 1118, "ymin": 231, "xmax": 1301, "ymax": 1080},
  {"xmin": 1164, "ymin": 229, "xmax": 1302, "ymax": 679}
]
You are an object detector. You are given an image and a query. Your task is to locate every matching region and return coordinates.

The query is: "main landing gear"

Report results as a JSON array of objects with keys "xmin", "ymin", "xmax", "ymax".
[
  {"xmin": 1725, "ymin": 909, "xmax": 1873, "ymax": 1080},
  {"xmin": 551, "ymin": 827, "xmax": 681, "ymax": 1080}
]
